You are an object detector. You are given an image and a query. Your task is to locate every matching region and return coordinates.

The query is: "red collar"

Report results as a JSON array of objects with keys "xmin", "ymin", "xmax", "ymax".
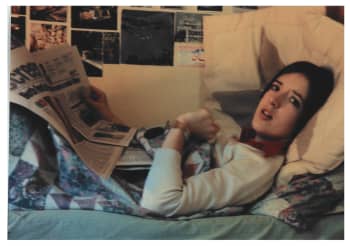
[{"xmin": 238, "ymin": 128, "xmax": 286, "ymax": 157}]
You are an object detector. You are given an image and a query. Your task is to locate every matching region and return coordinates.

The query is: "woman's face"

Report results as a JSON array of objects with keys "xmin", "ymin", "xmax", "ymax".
[{"xmin": 252, "ymin": 72, "xmax": 309, "ymax": 140}]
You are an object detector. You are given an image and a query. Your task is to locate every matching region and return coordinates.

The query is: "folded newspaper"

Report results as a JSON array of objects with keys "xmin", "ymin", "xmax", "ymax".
[{"xmin": 9, "ymin": 45, "xmax": 137, "ymax": 178}]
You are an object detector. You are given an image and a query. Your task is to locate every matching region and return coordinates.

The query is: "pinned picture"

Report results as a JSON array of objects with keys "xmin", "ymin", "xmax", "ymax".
[
  {"xmin": 11, "ymin": 6, "xmax": 26, "ymax": 15},
  {"xmin": 160, "ymin": 6, "xmax": 184, "ymax": 10},
  {"xmin": 103, "ymin": 32, "xmax": 120, "ymax": 64},
  {"xmin": 232, "ymin": 6, "xmax": 259, "ymax": 13},
  {"xmin": 175, "ymin": 13, "xmax": 206, "ymax": 43},
  {"xmin": 71, "ymin": 31, "xmax": 103, "ymax": 77},
  {"xmin": 71, "ymin": 6, "xmax": 117, "ymax": 30},
  {"xmin": 174, "ymin": 43, "xmax": 205, "ymax": 67},
  {"xmin": 197, "ymin": 6, "xmax": 223, "ymax": 11},
  {"xmin": 11, "ymin": 16, "xmax": 25, "ymax": 49},
  {"xmin": 130, "ymin": 6, "xmax": 153, "ymax": 8},
  {"xmin": 29, "ymin": 23, "xmax": 67, "ymax": 52},
  {"xmin": 30, "ymin": 6, "xmax": 67, "ymax": 22},
  {"xmin": 121, "ymin": 10, "xmax": 174, "ymax": 66}
]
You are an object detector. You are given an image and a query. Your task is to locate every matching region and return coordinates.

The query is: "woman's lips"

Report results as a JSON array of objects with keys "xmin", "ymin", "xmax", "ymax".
[{"xmin": 260, "ymin": 109, "xmax": 273, "ymax": 120}]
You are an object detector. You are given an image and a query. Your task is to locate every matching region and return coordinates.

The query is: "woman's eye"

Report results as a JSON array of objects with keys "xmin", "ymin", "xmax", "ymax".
[
  {"xmin": 289, "ymin": 97, "xmax": 301, "ymax": 109},
  {"xmin": 270, "ymin": 84, "xmax": 280, "ymax": 91}
]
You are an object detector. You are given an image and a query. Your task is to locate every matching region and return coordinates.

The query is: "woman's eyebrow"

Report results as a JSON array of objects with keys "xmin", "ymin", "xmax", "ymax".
[
  {"xmin": 275, "ymin": 79, "xmax": 304, "ymax": 102},
  {"xmin": 292, "ymin": 90, "xmax": 305, "ymax": 102},
  {"xmin": 274, "ymin": 79, "xmax": 283, "ymax": 85}
]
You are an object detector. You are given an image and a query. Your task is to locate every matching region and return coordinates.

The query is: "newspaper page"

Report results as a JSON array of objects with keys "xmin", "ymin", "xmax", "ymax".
[
  {"xmin": 9, "ymin": 46, "xmax": 72, "ymax": 142},
  {"xmin": 9, "ymin": 45, "xmax": 136, "ymax": 177},
  {"xmin": 32, "ymin": 45, "xmax": 137, "ymax": 147},
  {"xmin": 116, "ymin": 147, "xmax": 152, "ymax": 170}
]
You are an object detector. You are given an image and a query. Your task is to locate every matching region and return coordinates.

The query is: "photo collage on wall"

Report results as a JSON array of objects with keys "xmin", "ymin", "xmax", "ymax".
[{"xmin": 10, "ymin": 6, "xmax": 258, "ymax": 77}]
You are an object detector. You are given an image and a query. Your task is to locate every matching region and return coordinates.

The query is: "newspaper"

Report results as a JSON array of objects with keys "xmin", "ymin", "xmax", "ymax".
[
  {"xmin": 116, "ymin": 147, "xmax": 152, "ymax": 170},
  {"xmin": 9, "ymin": 45, "xmax": 137, "ymax": 178}
]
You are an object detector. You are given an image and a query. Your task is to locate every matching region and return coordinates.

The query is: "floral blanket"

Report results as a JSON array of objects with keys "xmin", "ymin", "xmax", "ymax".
[{"xmin": 8, "ymin": 104, "xmax": 343, "ymax": 230}]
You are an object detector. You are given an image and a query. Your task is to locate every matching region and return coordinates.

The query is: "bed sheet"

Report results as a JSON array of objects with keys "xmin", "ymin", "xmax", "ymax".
[{"xmin": 8, "ymin": 210, "xmax": 343, "ymax": 239}]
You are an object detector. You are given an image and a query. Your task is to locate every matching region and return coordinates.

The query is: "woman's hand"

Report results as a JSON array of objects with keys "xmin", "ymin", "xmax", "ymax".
[
  {"xmin": 84, "ymin": 85, "xmax": 120, "ymax": 123},
  {"xmin": 176, "ymin": 108, "xmax": 220, "ymax": 141}
]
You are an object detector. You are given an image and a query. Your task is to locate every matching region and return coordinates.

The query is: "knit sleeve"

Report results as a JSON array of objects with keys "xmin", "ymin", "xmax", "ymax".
[{"xmin": 140, "ymin": 145, "xmax": 283, "ymax": 217}]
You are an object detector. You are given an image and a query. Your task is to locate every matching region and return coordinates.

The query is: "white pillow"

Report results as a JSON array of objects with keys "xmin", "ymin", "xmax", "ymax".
[{"xmin": 202, "ymin": 6, "xmax": 344, "ymax": 185}]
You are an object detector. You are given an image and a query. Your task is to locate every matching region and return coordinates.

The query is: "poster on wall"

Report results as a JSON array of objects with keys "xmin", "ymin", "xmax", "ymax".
[
  {"xmin": 175, "ymin": 12, "xmax": 206, "ymax": 43},
  {"xmin": 160, "ymin": 6, "xmax": 184, "ymax": 10},
  {"xmin": 197, "ymin": 6, "xmax": 223, "ymax": 11},
  {"xmin": 30, "ymin": 6, "xmax": 67, "ymax": 22},
  {"xmin": 71, "ymin": 6, "xmax": 117, "ymax": 30},
  {"xmin": 11, "ymin": 16, "xmax": 26, "ymax": 49},
  {"xmin": 103, "ymin": 32, "xmax": 120, "ymax": 64},
  {"xmin": 11, "ymin": 6, "xmax": 26, "ymax": 15},
  {"xmin": 174, "ymin": 43, "xmax": 205, "ymax": 67},
  {"xmin": 130, "ymin": 6, "xmax": 153, "ymax": 8},
  {"xmin": 232, "ymin": 6, "xmax": 258, "ymax": 13},
  {"xmin": 121, "ymin": 10, "xmax": 174, "ymax": 66},
  {"xmin": 29, "ymin": 23, "xmax": 67, "ymax": 52},
  {"xmin": 71, "ymin": 30, "xmax": 103, "ymax": 77}
]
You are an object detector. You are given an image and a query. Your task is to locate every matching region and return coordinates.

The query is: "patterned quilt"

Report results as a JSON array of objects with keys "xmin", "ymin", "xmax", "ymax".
[{"xmin": 8, "ymin": 104, "xmax": 343, "ymax": 230}]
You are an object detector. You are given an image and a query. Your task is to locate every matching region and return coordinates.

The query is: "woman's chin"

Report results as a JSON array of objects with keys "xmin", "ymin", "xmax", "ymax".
[
  {"xmin": 252, "ymin": 123, "xmax": 282, "ymax": 141},
  {"xmin": 252, "ymin": 119, "xmax": 269, "ymax": 135}
]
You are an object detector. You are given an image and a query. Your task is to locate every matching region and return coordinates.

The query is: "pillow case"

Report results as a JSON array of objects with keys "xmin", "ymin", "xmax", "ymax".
[
  {"xmin": 250, "ymin": 163, "xmax": 344, "ymax": 230},
  {"xmin": 202, "ymin": 7, "xmax": 344, "ymax": 184}
]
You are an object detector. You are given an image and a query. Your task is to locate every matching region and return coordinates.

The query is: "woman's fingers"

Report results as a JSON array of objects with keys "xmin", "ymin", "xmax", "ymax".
[
  {"xmin": 176, "ymin": 108, "xmax": 220, "ymax": 141},
  {"xmin": 86, "ymin": 85, "xmax": 107, "ymax": 102},
  {"xmin": 92, "ymin": 87, "xmax": 106, "ymax": 100},
  {"xmin": 82, "ymin": 86, "xmax": 115, "ymax": 121},
  {"xmin": 212, "ymin": 122, "xmax": 220, "ymax": 131},
  {"xmin": 90, "ymin": 85, "xmax": 103, "ymax": 94}
]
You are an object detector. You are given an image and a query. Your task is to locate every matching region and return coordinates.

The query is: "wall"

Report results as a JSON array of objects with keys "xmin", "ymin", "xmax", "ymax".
[
  {"xmin": 10, "ymin": 6, "xmax": 258, "ymax": 127},
  {"xmin": 93, "ymin": 65, "xmax": 202, "ymax": 127}
]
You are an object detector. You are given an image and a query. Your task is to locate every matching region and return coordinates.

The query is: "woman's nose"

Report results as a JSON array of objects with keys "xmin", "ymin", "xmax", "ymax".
[{"xmin": 269, "ymin": 95, "xmax": 280, "ymax": 108}]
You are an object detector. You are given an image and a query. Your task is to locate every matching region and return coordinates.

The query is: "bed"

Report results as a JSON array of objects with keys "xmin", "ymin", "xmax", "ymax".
[
  {"xmin": 7, "ymin": 94, "xmax": 344, "ymax": 239},
  {"xmin": 6, "ymin": 110, "xmax": 344, "ymax": 239},
  {"xmin": 8, "ymin": 7, "xmax": 344, "ymax": 239}
]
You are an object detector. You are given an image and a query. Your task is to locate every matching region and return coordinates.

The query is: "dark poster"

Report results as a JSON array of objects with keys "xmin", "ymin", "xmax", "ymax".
[
  {"xmin": 11, "ymin": 16, "xmax": 25, "ymax": 49},
  {"xmin": 103, "ymin": 32, "xmax": 120, "ymax": 64},
  {"xmin": 71, "ymin": 6, "xmax": 117, "ymax": 30},
  {"xmin": 11, "ymin": 6, "xmax": 26, "ymax": 15},
  {"xmin": 121, "ymin": 10, "xmax": 174, "ymax": 66},
  {"xmin": 30, "ymin": 6, "xmax": 67, "ymax": 22},
  {"xmin": 197, "ymin": 6, "xmax": 223, "ymax": 11},
  {"xmin": 237, "ymin": 6, "xmax": 258, "ymax": 10},
  {"xmin": 160, "ymin": 6, "xmax": 184, "ymax": 10},
  {"xmin": 71, "ymin": 31, "xmax": 103, "ymax": 77}
]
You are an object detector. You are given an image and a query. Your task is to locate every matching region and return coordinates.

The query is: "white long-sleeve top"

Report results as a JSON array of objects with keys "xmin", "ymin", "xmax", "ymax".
[{"xmin": 140, "ymin": 111, "xmax": 285, "ymax": 217}]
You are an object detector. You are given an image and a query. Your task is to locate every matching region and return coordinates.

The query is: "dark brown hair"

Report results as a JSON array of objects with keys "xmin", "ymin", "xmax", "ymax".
[{"xmin": 261, "ymin": 61, "xmax": 334, "ymax": 137}]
